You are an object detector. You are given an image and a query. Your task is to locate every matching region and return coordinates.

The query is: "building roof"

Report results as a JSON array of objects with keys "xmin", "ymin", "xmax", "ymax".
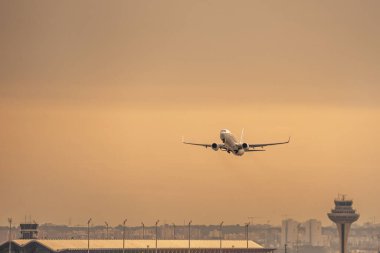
[{"xmin": 10, "ymin": 240, "xmax": 263, "ymax": 251}]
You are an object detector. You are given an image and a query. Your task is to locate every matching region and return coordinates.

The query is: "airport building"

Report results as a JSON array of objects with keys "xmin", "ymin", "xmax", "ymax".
[
  {"xmin": 19, "ymin": 223, "xmax": 39, "ymax": 240},
  {"xmin": 0, "ymin": 240, "xmax": 275, "ymax": 253},
  {"xmin": 327, "ymin": 195, "xmax": 359, "ymax": 253}
]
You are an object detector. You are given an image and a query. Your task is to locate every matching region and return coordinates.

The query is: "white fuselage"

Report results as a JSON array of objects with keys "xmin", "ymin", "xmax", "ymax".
[{"xmin": 220, "ymin": 129, "xmax": 245, "ymax": 156}]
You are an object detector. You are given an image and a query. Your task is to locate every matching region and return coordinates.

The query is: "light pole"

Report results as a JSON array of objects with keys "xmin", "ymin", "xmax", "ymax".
[
  {"xmin": 87, "ymin": 218, "xmax": 92, "ymax": 253},
  {"xmin": 141, "ymin": 222, "xmax": 145, "ymax": 239},
  {"xmin": 219, "ymin": 221, "xmax": 224, "ymax": 253},
  {"xmin": 245, "ymin": 222, "xmax": 250, "ymax": 248},
  {"xmin": 105, "ymin": 222, "xmax": 109, "ymax": 240},
  {"xmin": 8, "ymin": 218, "xmax": 12, "ymax": 253},
  {"xmin": 188, "ymin": 220, "xmax": 192, "ymax": 253},
  {"xmin": 172, "ymin": 223, "xmax": 176, "ymax": 239},
  {"xmin": 123, "ymin": 219, "xmax": 127, "ymax": 253},
  {"xmin": 155, "ymin": 220, "xmax": 160, "ymax": 253}
]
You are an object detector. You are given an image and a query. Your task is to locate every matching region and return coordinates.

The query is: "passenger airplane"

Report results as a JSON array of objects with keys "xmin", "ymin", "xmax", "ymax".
[{"xmin": 183, "ymin": 129, "xmax": 290, "ymax": 156}]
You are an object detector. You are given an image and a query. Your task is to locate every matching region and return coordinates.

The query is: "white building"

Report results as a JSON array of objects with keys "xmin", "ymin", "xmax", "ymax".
[
  {"xmin": 281, "ymin": 219, "xmax": 299, "ymax": 247},
  {"xmin": 304, "ymin": 219, "xmax": 322, "ymax": 246}
]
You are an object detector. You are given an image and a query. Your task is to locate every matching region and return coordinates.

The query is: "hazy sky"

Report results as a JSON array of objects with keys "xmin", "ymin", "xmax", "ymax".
[{"xmin": 1, "ymin": 0, "xmax": 380, "ymax": 227}]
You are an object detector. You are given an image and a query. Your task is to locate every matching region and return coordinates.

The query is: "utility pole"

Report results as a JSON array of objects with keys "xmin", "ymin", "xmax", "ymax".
[
  {"xmin": 123, "ymin": 219, "xmax": 127, "ymax": 253},
  {"xmin": 87, "ymin": 218, "xmax": 92, "ymax": 253},
  {"xmin": 172, "ymin": 223, "xmax": 176, "ymax": 239},
  {"xmin": 8, "ymin": 218, "xmax": 12, "ymax": 253}
]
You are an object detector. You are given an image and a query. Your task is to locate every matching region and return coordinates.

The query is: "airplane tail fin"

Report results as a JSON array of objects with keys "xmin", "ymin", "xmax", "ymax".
[{"xmin": 240, "ymin": 128, "xmax": 244, "ymax": 143}]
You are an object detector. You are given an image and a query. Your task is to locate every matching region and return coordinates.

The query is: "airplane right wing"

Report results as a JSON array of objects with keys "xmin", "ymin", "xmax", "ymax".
[
  {"xmin": 182, "ymin": 137, "xmax": 226, "ymax": 150},
  {"xmin": 182, "ymin": 141, "xmax": 213, "ymax": 148}
]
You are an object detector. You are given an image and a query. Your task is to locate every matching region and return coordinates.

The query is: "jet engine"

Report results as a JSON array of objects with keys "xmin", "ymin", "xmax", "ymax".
[
  {"xmin": 211, "ymin": 143, "xmax": 219, "ymax": 151},
  {"xmin": 242, "ymin": 143, "xmax": 250, "ymax": 151}
]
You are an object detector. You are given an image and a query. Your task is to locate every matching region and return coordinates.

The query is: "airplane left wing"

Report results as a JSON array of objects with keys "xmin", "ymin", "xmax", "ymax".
[{"xmin": 249, "ymin": 137, "xmax": 290, "ymax": 148}]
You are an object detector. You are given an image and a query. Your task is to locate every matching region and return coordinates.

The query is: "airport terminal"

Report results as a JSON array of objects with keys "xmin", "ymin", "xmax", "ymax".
[
  {"xmin": 0, "ymin": 223, "xmax": 275, "ymax": 253},
  {"xmin": 0, "ymin": 240, "xmax": 275, "ymax": 253}
]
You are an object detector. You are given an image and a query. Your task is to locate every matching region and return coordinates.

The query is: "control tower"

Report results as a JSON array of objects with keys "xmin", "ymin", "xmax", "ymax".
[
  {"xmin": 20, "ymin": 223, "xmax": 39, "ymax": 239},
  {"xmin": 327, "ymin": 195, "xmax": 359, "ymax": 253}
]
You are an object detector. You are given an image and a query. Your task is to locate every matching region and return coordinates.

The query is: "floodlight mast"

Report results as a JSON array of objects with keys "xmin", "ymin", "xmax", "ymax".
[
  {"xmin": 141, "ymin": 222, "xmax": 145, "ymax": 239},
  {"xmin": 219, "ymin": 221, "xmax": 224, "ymax": 253},
  {"xmin": 87, "ymin": 218, "xmax": 92, "ymax": 253},
  {"xmin": 245, "ymin": 222, "xmax": 250, "ymax": 248},
  {"xmin": 155, "ymin": 220, "xmax": 160, "ymax": 253},
  {"xmin": 172, "ymin": 223, "xmax": 176, "ymax": 239},
  {"xmin": 188, "ymin": 220, "xmax": 192, "ymax": 253},
  {"xmin": 105, "ymin": 222, "xmax": 109, "ymax": 240}
]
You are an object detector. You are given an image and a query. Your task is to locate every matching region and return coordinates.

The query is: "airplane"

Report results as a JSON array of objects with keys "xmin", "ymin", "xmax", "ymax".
[{"xmin": 182, "ymin": 129, "xmax": 290, "ymax": 156}]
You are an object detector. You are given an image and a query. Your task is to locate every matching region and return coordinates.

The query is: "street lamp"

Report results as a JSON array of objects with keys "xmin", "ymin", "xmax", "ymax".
[
  {"xmin": 8, "ymin": 218, "xmax": 12, "ymax": 253},
  {"xmin": 141, "ymin": 222, "xmax": 145, "ymax": 239},
  {"xmin": 87, "ymin": 218, "xmax": 92, "ymax": 253},
  {"xmin": 188, "ymin": 220, "xmax": 192, "ymax": 253},
  {"xmin": 219, "ymin": 221, "xmax": 224, "ymax": 253},
  {"xmin": 105, "ymin": 222, "xmax": 109, "ymax": 240},
  {"xmin": 172, "ymin": 223, "xmax": 176, "ymax": 240},
  {"xmin": 245, "ymin": 222, "xmax": 250, "ymax": 249},
  {"xmin": 155, "ymin": 220, "xmax": 160, "ymax": 253},
  {"xmin": 123, "ymin": 219, "xmax": 127, "ymax": 253}
]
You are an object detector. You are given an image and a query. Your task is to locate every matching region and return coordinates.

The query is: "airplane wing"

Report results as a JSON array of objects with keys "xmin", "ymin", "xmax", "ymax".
[
  {"xmin": 182, "ymin": 141, "xmax": 213, "ymax": 148},
  {"xmin": 249, "ymin": 137, "xmax": 290, "ymax": 148},
  {"xmin": 182, "ymin": 137, "xmax": 226, "ymax": 150}
]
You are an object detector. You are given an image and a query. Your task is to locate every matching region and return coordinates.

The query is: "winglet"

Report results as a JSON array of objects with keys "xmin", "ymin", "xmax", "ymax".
[{"xmin": 287, "ymin": 136, "xmax": 291, "ymax": 143}]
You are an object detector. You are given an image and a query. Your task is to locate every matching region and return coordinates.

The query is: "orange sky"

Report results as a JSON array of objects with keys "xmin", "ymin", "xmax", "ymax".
[{"xmin": 1, "ymin": 0, "xmax": 379, "ymax": 226}]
